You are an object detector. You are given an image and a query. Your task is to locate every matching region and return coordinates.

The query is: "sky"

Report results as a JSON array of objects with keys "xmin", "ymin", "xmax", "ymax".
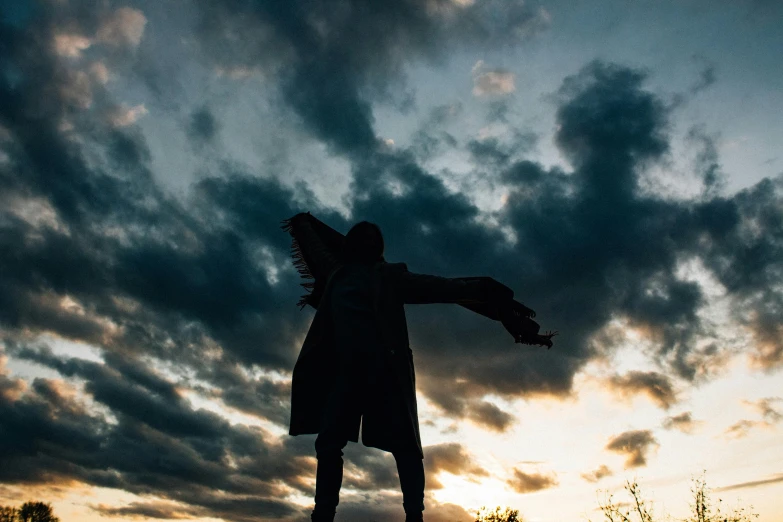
[{"xmin": 1, "ymin": 0, "xmax": 782, "ymax": 521}]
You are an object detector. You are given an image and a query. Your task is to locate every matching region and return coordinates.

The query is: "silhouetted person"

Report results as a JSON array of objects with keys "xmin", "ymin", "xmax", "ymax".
[{"xmin": 285, "ymin": 215, "xmax": 554, "ymax": 522}]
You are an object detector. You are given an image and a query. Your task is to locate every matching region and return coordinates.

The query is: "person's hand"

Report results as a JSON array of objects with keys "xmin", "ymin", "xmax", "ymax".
[
  {"xmin": 537, "ymin": 330, "xmax": 558, "ymax": 349},
  {"xmin": 500, "ymin": 305, "xmax": 538, "ymax": 340},
  {"xmin": 499, "ymin": 302, "xmax": 556, "ymax": 348}
]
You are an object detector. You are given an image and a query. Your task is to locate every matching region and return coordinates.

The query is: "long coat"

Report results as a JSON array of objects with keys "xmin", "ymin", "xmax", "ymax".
[{"xmin": 288, "ymin": 261, "xmax": 514, "ymax": 458}]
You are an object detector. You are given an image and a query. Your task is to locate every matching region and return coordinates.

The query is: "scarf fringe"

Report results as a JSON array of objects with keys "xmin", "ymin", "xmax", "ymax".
[{"xmin": 281, "ymin": 216, "xmax": 316, "ymax": 310}]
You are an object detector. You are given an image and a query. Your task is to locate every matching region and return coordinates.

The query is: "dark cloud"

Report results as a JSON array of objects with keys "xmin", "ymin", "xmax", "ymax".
[
  {"xmin": 662, "ymin": 411, "xmax": 699, "ymax": 434},
  {"xmin": 410, "ymin": 102, "xmax": 462, "ymax": 159},
  {"xmin": 187, "ymin": 106, "xmax": 219, "ymax": 143},
  {"xmin": 689, "ymin": 64, "xmax": 717, "ymax": 96},
  {"xmin": 191, "ymin": 0, "xmax": 549, "ymax": 156},
  {"xmin": 0, "ymin": 349, "xmax": 314, "ymax": 521},
  {"xmin": 686, "ymin": 125, "xmax": 725, "ymax": 196},
  {"xmin": 555, "ymin": 62, "xmax": 668, "ymax": 174},
  {"xmin": 605, "ymin": 430, "xmax": 659, "ymax": 468},
  {"xmin": 337, "ymin": 494, "xmax": 474, "ymax": 522},
  {"xmin": 204, "ymin": 366, "xmax": 292, "ymax": 427},
  {"xmin": 468, "ymin": 137, "xmax": 513, "ymax": 167},
  {"xmin": 580, "ymin": 464, "xmax": 613, "ymax": 483},
  {"xmin": 92, "ymin": 501, "xmax": 201, "ymax": 520},
  {"xmin": 506, "ymin": 468, "xmax": 558, "ymax": 493},
  {"xmin": 340, "ymin": 445, "xmax": 399, "ymax": 492},
  {"xmin": 5, "ymin": 0, "xmax": 780, "ymax": 428},
  {"xmin": 607, "ymin": 371, "xmax": 678, "ymax": 409},
  {"xmin": 419, "ymin": 378, "xmax": 515, "ymax": 432},
  {"xmin": 365, "ymin": 60, "xmax": 757, "ymax": 413},
  {"xmin": 698, "ymin": 177, "xmax": 783, "ymax": 371},
  {"xmin": 467, "ymin": 130, "xmax": 538, "ymax": 169},
  {"xmin": 466, "ymin": 401, "xmax": 516, "ymax": 432},
  {"xmin": 0, "ymin": 3, "xmax": 545, "ymax": 516}
]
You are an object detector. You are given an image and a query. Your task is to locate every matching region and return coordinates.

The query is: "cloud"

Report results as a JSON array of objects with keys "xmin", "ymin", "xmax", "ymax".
[
  {"xmin": 190, "ymin": 0, "xmax": 547, "ymax": 155},
  {"xmin": 466, "ymin": 129, "xmax": 538, "ymax": 168},
  {"xmin": 466, "ymin": 400, "xmax": 516, "ymax": 432},
  {"xmin": 724, "ymin": 419, "xmax": 764, "ymax": 439},
  {"xmin": 205, "ymin": 370, "xmax": 292, "ymax": 427},
  {"xmin": 605, "ymin": 430, "xmax": 659, "ymax": 468},
  {"xmin": 606, "ymin": 371, "xmax": 678, "ymax": 409},
  {"xmin": 662, "ymin": 411, "xmax": 700, "ymax": 434},
  {"xmin": 92, "ymin": 501, "xmax": 201, "ymax": 520},
  {"xmin": 423, "ymin": 443, "xmax": 489, "ymax": 489},
  {"xmin": 580, "ymin": 464, "xmax": 613, "ymax": 483},
  {"xmin": 107, "ymin": 104, "xmax": 149, "ymax": 127},
  {"xmin": 337, "ymin": 494, "xmax": 474, "ymax": 522},
  {"xmin": 89, "ymin": 61, "xmax": 110, "ymax": 84},
  {"xmin": 59, "ymin": 70, "xmax": 94, "ymax": 109},
  {"xmin": 506, "ymin": 468, "xmax": 558, "ymax": 493},
  {"xmin": 50, "ymin": 7, "xmax": 146, "ymax": 62},
  {"xmin": 0, "ymin": 346, "xmax": 315, "ymax": 521},
  {"xmin": 187, "ymin": 107, "xmax": 219, "ymax": 143},
  {"xmin": 690, "ymin": 63, "xmax": 717, "ymax": 95},
  {"xmin": 330, "ymin": 59, "xmax": 783, "ymax": 431},
  {"xmin": 750, "ymin": 397, "xmax": 783, "ymax": 423},
  {"xmin": 339, "ymin": 444, "xmax": 399, "ymax": 492},
  {"xmin": 7, "ymin": 0, "xmax": 780, "ymax": 443},
  {"xmin": 96, "ymin": 7, "xmax": 147, "ymax": 48},
  {"xmin": 716, "ymin": 473, "xmax": 783, "ymax": 492},
  {"xmin": 472, "ymin": 61, "xmax": 516, "ymax": 97},
  {"xmin": 723, "ymin": 397, "xmax": 782, "ymax": 439},
  {"xmin": 419, "ymin": 379, "xmax": 516, "ymax": 432},
  {"xmin": 686, "ymin": 125, "xmax": 726, "ymax": 196},
  {"xmin": 748, "ymin": 311, "xmax": 783, "ymax": 370},
  {"xmin": 53, "ymin": 33, "xmax": 92, "ymax": 58}
]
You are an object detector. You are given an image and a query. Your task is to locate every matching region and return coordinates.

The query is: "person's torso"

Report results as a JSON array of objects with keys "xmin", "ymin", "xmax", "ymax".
[{"xmin": 329, "ymin": 263, "xmax": 382, "ymax": 357}]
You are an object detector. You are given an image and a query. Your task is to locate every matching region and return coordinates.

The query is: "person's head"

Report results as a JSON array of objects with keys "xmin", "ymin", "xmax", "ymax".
[{"xmin": 343, "ymin": 221, "xmax": 384, "ymax": 264}]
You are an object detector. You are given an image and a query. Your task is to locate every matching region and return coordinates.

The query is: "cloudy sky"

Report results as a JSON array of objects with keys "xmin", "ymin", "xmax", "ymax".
[{"xmin": 1, "ymin": 0, "xmax": 782, "ymax": 521}]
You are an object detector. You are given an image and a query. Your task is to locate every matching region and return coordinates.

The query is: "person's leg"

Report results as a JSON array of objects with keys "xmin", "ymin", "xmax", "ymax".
[
  {"xmin": 394, "ymin": 449, "xmax": 425, "ymax": 521},
  {"xmin": 312, "ymin": 430, "xmax": 348, "ymax": 522}
]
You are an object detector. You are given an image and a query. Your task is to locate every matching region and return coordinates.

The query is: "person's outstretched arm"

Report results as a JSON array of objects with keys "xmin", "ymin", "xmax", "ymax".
[
  {"xmin": 396, "ymin": 270, "xmax": 515, "ymax": 306},
  {"xmin": 393, "ymin": 267, "xmax": 555, "ymax": 347}
]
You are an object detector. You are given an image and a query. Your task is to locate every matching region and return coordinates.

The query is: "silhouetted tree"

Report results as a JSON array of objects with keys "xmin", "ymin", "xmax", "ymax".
[
  {"xmin": 0, "ymin": 506, "xmax": 17, "ymax": 522},
  {"xmin": 475, "ymin": 505, "xmax": 522, "ymax": 522},
  {"xmin": 597, "ymin": 480, "xmax": 654, "ymax": 522},
  {"xmin": 595, "ymin": 476, "xmax": 758, "ymax": 522},
  {"xmin": 17, "ymin": 502, "xmax": 59, "ymax": 522},
  {"xmin": 686, "ymin": 475, "xmax": 758, "ymax": 522}
]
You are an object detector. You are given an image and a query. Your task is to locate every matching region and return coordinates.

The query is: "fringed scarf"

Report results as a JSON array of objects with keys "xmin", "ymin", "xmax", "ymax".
[{"xmin": 280, "ymin": 212, "xmax": 344, "ymax": 309}]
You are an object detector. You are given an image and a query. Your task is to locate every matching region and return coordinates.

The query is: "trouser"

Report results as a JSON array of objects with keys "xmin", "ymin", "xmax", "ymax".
[{"xmin": 312, "ymin": 429, "xmax": 425, "ymax": 519}]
